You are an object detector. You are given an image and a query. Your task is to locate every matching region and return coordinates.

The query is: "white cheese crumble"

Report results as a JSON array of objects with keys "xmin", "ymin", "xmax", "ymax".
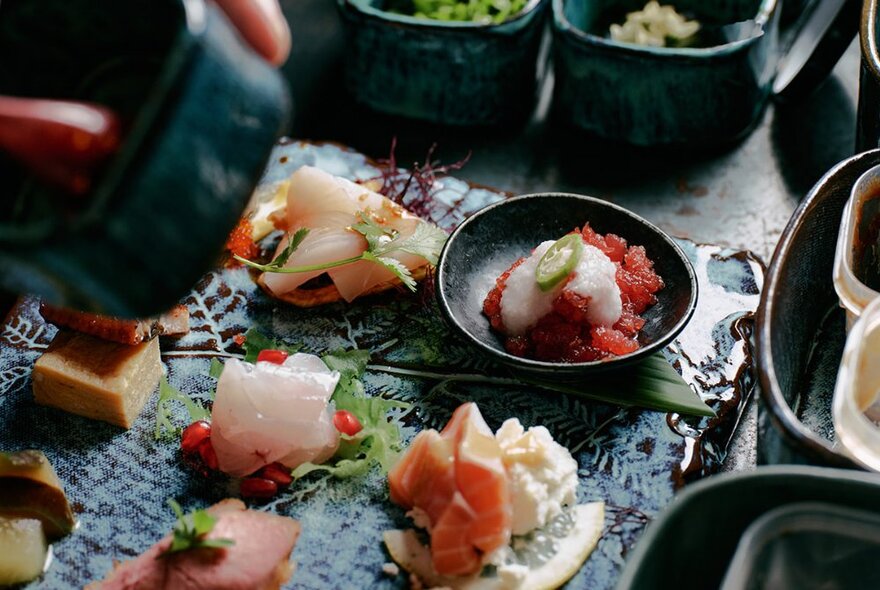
[
  {"xmin": 495, "ymin": 418, "xmax": 578, "ymax": 535},
  {"xmin": 567, "ymin": 244, "xmax": 622, "ymax": 327}
]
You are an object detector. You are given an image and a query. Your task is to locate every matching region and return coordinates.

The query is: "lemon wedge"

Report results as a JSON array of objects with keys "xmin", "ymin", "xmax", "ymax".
[
  {"xmin": 383, "ymin": 502, "xmax": 604, "ymax": 590},
  {"xmin": 247, "ymin": 179, "xmax": 290, "ymax": 242}
]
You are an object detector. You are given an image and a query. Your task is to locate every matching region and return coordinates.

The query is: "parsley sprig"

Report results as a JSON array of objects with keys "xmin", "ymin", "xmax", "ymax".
[
  {"xmin": 233, "ymin": 215, "xmax": 447, "ymax": 292},
  {"xmin": 159, "ymin": 499, "xmax": 235, "ymax": 557}
]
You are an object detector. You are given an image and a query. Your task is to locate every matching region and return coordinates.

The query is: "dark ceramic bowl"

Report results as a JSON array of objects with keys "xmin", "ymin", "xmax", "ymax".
[
  {"xmin": 0, "ymin": 0, "xmax": 290, "ymax": 317},
  {"xmin": 616, "ymin": 466, "xmax": 880, "ymax": 590},
  {"xmin": 757, "ymin": 149, "xmax": 880, "ymax": 468},
  {"xmin": 551, "ymin": 0, "xmax": 859, "ymax": 147},
  {"xmin": 337, "ymin": 0, "xmax": 550, "ymax": 126},
  {"xmin": 435, "ymin": 193, "xmax": 697, "ymax": 379}
]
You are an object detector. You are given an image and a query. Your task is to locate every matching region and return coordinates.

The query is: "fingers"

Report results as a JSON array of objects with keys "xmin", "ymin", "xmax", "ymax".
[
  {"xmin": 214, "ymin": 0, "xmax": 291, "ymax": 66},
  {"xmin": 0, "ymin": 97, "xmax": 121, "ymax": 195}
]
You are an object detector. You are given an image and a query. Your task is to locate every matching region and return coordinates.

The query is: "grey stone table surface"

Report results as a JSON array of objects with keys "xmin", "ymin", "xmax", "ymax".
[{"xmin": 280, "ymin": 0, "xmax": 863, "ymax": 474}]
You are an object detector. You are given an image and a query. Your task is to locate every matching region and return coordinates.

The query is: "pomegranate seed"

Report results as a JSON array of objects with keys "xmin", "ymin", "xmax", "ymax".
[
  {"xmin": 240, "ymin": 477, "xmax": 278, "ymax": 499},
  {"xmin": 258, "ymin": 462, "xmax": 293, "ymax": 487},
  {"xmin": 333, "ymin": 410, "xmax": 363, "ymax": 436},
  {"xmin": 198, "ymin": 439, "xmax": 219, "ymax": 471},
  {"xmin": 257, "ymin": 349, "xmax": 288, "ymax": 364},
  {"xmin": 180, "ymin": 421, "xmax": 211, "ymax": 454}
]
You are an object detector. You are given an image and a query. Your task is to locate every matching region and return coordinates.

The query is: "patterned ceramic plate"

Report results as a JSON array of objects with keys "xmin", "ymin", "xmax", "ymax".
[{"xmin": 0, "ymin": 142, "xmax": 763, "ymax": 589}]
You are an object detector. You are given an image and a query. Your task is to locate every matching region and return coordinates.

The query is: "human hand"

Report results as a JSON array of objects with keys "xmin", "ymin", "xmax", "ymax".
[{"xmin": 0, "ymin": 0, "xmax": 291, "ymax": 194}]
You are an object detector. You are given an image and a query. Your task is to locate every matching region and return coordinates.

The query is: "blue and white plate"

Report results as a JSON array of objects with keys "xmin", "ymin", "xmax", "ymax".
[{"xmin": 0, "ymin": 141, "xmax": 763, "ymax": 589}]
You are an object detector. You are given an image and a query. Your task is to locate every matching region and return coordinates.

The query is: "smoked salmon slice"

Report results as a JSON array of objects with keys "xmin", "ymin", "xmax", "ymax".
[{"xmin": 387, "ymin": 403, "xmax": 512, "ymax": 576}]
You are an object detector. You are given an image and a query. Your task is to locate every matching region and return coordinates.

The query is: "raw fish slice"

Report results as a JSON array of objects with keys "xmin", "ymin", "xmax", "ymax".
[
  {"xmin": 388, "ymin": 403, "xmax": 513, "ymax": 576},
  {"xmin": 429, "ymin": 493, "xmax": 481, "ymax": 576},
  {"xmin": 388, "ymin": 430, "xmax": 433, "ymax": 508},
  {"xmin": 88, "ymin": 499, "xmax": 300, "ymax": 590},
  {"xmin": 447, "ymin": 404, "xmax": 512, "ymax": 553},
  {"xmin": 276, "ymin": 407, "xmax": 339, "ymax": 467},
  {"xmin": 211, "ymin": 357, "xmax": 341, "ymax": 477},
  {"xmin": 327, "ymin": 216, "xmax": 429, "ymax": 302},
  {"xmin": 389, "ymin": 430, "xmax": 456, "ymax": 525},
  {"xmin": 285, "ymin": 167, "xmax": 386, "ymax": 230},
  {"xmin": 408, "ymin": 436, "xmax": 457, "ymax": 527},
  {"xmin": 261, "ymin": 228, "xmax": 366, "ymax": 297}
]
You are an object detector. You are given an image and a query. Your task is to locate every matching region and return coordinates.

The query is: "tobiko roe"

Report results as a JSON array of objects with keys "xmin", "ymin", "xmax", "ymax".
[{"xmin": 482, "ymin": 224, "xmax": 664, "ymax": 362}]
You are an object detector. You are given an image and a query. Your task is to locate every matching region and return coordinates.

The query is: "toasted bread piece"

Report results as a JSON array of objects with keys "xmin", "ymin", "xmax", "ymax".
[
  {"xmin": 32, "ymin": 330, "xmax": 162, "ymax": 429},
  {"xmin": 256, "ymin": 265, "xmax": 429, "ymax": 307}
]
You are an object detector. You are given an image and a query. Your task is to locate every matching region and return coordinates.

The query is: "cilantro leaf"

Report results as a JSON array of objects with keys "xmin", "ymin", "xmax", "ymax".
[
  {"xmin": 235, "ymin": 212, "xmax": 445, "ymax": 295},
  {"xmin": 373, "ymin": 221, "xmax": 448, "ymax": 266},
  {"xmin": 268, "ymin": 227, "xmax": 310, "ymax": 269},
  {"xmin": 362, "ymin": 251, "xmax": 417, "ymax": 291},
  {"xmin": 154, "ymin": 379, "xmax": 210, "ymax": 441},
  {"xmin": 321, "ymin": 349, "xmax": 370, "ymax": 382},
  {"xmin": 160, "ymin": 499, "xmax": 235, "ymax": 557},
  {"xmin": 350, "ymin": 214, "xmax": 398, "ymax": 251},
  {"xmin": 241, "ymin": 328, "xmax": 302, "ymax": 363}
]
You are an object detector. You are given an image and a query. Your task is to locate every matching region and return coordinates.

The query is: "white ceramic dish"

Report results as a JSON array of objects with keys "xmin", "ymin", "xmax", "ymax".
[
  {"xmin": 832, "ymin": 297, "xmax": 880, "ymax": 471},
  {"xmin": 833, "ymin": 164, "xmax": 880, "ymax": 330}
]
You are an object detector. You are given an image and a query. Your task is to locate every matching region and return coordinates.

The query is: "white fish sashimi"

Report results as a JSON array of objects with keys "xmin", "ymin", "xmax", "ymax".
[
  {"xmin": 261, "ymin": 166, "xmax": 435, "ymax": 301},
  {"xmin": 211, "ymin": 354, "xmax": 341, "ymax": 477},
  {"xmin": 286, "ymin": 166, "xmax": 386, "ymax": 230},
  {"xmin": 329, "ymin": 213, "xmax": 428, "ymax": 301},
  {"xmin": 261, "ymin": 227, "xmax": 366, "ymax": 297}
]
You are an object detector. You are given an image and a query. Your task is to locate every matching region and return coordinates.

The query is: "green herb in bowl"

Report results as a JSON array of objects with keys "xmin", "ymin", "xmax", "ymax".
[{"xmin": 386, "ymin": 0, "xmax": 529, "ymax": 24}]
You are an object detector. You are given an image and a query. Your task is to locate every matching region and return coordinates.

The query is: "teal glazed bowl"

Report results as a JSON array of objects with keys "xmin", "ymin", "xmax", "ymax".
[
  {"xmin": 616, "ymin": 466, "xmax": 880, "ymax": 590},
  {"xmin": 552, "ymin": 0, "xmax": 780, "ymax": 146},
  {"xmin": 0, "ymin": 0, "xmax": 290, "ymax": 317},
  {"xmin": 337, "ymin": 0, "xmax": 550, "ymax": 126}
]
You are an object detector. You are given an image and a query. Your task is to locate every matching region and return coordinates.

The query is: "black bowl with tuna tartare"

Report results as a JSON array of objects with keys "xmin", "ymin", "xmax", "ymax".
[{"xmin": 436, "ymin": 193, "xmax": 698, "ymax": 378}]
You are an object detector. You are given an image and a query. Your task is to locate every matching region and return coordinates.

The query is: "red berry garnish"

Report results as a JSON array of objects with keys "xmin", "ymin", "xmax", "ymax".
[
  {"xmin": 181, "ymin": 421, "xmax": 211, "ymax": 454},
  {"xmin": 333, "ymin": 410, "xmax": 363, "ymax": 436},
  {"xmin": 240, "ymin": 477, "xmax": 278, "ymax": 499},
  {"xmin": 256, "ymin": 349, "xmax": 289, "ymax": 364},
  {"xmin": 257, "ymin": 462, "xmax": 293, "ymax": 487},
  {"xmin": 198, "ymin": 439, "xmax": 219, "ymax": 471},
  {"xmin": 233, "ymin": 333, "xmax": 246, "ymax": 346}
]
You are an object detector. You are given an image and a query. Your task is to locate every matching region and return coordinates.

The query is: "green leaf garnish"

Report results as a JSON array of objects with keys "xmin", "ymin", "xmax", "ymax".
[
  {"xmin": 367, "ymin": 353, "xmax": 714, "ymax": 417},
  {"xmin": 241, "ymin": 328, "xmax": 302, "ymax": 364},
  {"xmin": 292, "ymin": 347, "xmax": 410, "ymax": 481},
  {"xmin": 208, "ymin": 358, "xmax": 225, "ymax": 380},
  {"xmin": 268, "ymin": 227, "xmax": 310, "ymax": 269},
  {"xmin": 374, "ymin": 220, "xmax": 448, "ymax": 266},
  {"xmin": 160, "ymin": 499, "xmax": 234, "ymax": 557},
  {"xmin": 154, "ymin": 378, "xmax": 210, "ymax": 440},
  {"xmin": 234, "ymin": 213, "xmax": 446, "ymax": 293},
  {"xmin": 235, "ymin": 332, "xmax": 409, "ymax": 480}
]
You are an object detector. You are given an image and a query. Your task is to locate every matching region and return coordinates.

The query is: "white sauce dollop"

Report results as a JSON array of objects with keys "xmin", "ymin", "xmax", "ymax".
[
  {"xmin": 567, "ymin": 245, "xmax": 622, "ymax": 327},
  {"xmin": 499, "ymin": 241, "xmax": 558, "ymax": 336},
  {"xmin": 498, "ymin": 240, "xmax": 622, "ymax": 335}
]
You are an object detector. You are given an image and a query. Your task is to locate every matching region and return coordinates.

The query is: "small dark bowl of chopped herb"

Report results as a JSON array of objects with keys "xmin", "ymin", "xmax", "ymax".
[{"xmin": 337, "ymin": 0, "xmax": 550, "ymax": 126}]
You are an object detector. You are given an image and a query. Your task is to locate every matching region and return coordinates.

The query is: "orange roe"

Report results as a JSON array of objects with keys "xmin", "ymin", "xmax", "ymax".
[
  {"xmin": 482, "ymin": 224, "xmax": 664, "ymax": 362},
  {"xmin": 225, "ymin": 218, "xmax": 260, "ymax": 263}
]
